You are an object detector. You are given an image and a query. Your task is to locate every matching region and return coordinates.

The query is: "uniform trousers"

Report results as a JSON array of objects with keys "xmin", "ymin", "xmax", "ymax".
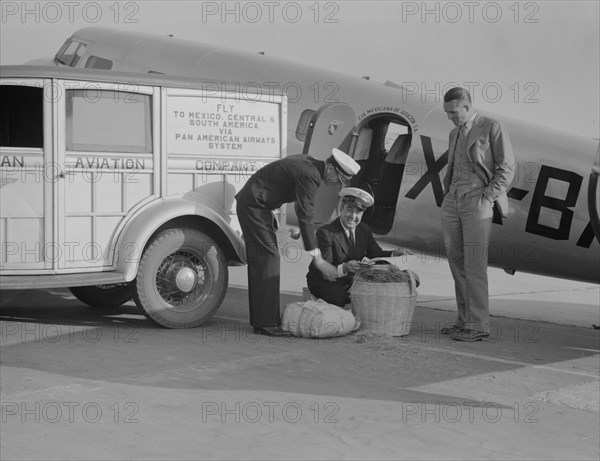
[
  {"xmin": 441, "ymin": 191, "xmax": 493, "ymax": 332},
  {"xmin": 236, "ymin": 196, "xmax": 281, "ymax": 328}
]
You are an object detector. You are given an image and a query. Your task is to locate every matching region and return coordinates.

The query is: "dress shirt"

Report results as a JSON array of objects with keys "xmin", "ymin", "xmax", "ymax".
[{"xmin": 336, "ymin": 223, "xmax": 355, "ymax": 277}]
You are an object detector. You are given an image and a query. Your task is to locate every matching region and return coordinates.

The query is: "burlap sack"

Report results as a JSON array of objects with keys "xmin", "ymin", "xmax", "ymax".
[{"xmin": 281, "ymin": 299, "xmax": 356, "ymax": 338}]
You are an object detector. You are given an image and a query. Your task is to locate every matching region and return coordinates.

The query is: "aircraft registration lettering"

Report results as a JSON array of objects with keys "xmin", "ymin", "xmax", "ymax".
[
  {"xmin": 525, "ymin": 165, "xmax": 583, "ymax": 240},
  {"xmin": 405, "ymin": 135, "xmax": 447, "ymax": 206}
]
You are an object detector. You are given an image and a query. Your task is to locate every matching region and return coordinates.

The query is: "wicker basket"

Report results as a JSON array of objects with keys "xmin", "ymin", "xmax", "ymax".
[{"xmin": 349, "ymin": 269, "xmax": 417, "ymax": 336}]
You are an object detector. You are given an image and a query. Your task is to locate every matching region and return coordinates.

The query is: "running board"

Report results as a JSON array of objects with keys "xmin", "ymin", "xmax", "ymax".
[{"xmin": 0, "ymin": 272, "xmax": 127, "ymax": 290}]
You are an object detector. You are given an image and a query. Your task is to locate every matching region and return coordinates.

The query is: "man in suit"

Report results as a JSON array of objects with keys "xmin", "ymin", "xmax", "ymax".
[
  {"xmin": 236, "ymin": 149, "xmax": 360, "ymax": 337},
  {"xmin": 441, "ymin": 87, "xmax": 515, "ymax": 342},
  {"xmin": 306, "ymin": 187, "xmax": 408, "ymax": 307}
]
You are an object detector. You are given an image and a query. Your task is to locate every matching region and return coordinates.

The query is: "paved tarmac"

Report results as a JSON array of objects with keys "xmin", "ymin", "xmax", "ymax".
[{"xmin": 1, "ymin": 243, "xmax": 599, "ymax": 460}]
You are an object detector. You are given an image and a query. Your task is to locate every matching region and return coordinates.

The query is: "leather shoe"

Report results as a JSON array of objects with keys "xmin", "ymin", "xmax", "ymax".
[
  {"xmin": 253, "ymin": 326, "xmax": 292, "ymax": 337},
  {"xmin": 449, "ymin": 329, "xmax": 489, "ymax": 342},
  {"xmin": 441, "ymin": 324, "xmax": 463, "ymax": 335}
]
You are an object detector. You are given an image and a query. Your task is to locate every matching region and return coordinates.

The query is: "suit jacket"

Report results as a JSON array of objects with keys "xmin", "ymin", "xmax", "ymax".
[
  {"xmin": 236, "ymin": 155, "xmax": 324, "ymax": 251},
  {"xmin": 443, "ymin": 112, "xmax": 515, "ymax": 215},
  {"xmin": 307, "ymin": 218, "xmax": 393, "ymax": 281}
]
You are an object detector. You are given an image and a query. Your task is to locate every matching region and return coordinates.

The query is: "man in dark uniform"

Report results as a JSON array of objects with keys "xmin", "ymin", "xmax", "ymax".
[
  {"xmin": 306, "ymin": 187, "xmax": 409, "ymax": 307},
  {"xmin": 236, "ymin": 149, "xmax": 361, "ymax": 336}
]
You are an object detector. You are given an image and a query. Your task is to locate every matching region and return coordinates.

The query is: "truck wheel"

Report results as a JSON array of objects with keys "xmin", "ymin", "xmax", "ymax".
[
  {"xmin": 69, "ymin": 283, "xmax": 135, "ymax": 308},
  {"xmin": 134, "ymin": 228, "xmax": 228, "ymax": 328}
]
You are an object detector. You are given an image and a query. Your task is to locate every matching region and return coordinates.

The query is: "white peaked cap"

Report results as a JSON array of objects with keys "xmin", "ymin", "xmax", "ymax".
[
  {"xmin": 339, "ymin": 187, "xmax": 374, "ymax": 209},
  {"xmin": 331, "ymin": 148, "xmax": 361, "ymax": 176}
]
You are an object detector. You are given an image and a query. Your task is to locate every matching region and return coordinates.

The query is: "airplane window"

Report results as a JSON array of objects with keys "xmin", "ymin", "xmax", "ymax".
[
  {"xmin": 54, "ymin": 38, "xmax": 73, "ymax": 65},
  {"xmin": 56, "ymin": 40, "xmax": 87, "ymax": 67},
  {"xmin": 296, "ymin": 109, "xmax": 315, "ymax": 142},
  {"xmin": 85, "ymin": 56, "xmax": 113, "ymax": 70},
  {"xmin": 0, "ymin": 86, "xmax": 43, "ymax": 148},
  {"xmin": 66, "ymin": 90, "xmax": 152, "ymax": 153}
]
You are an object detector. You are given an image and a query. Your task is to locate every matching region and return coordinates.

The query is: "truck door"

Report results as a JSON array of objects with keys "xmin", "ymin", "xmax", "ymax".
[
  {"xmin": 0, "ymin": 79, "xmax": 54, "ymax": 271},
  {"xmin": 55, "ymin": 80, "xmax": 159, "ymax": 270},
  {"xmin": 301, "ymin": 103, "xmax": 356, "ymax": 225}
]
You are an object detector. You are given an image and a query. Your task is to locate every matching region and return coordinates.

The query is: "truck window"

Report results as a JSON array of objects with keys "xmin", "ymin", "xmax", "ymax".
[
  {"xmin": 66, "ymin": 90, "xmax": 152, "ymax": 153},
  {"xmin": 0, "ymin": 86, "xmax": 43, "ymax": 148}
]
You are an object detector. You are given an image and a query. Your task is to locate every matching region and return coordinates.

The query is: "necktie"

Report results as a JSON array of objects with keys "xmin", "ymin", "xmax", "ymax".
[
  {"xmin": 348, "ymin": 231, "xmax": 355, "ymax": 248},
  {"xmin": 453, "ymin": 124, "xmax": 465, "ymax": 152}
]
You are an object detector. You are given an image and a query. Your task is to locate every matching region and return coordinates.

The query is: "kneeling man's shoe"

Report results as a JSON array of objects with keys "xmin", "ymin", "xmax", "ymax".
[
  {"xmin": 253, "ymin": 326, "xmax": 292, "ymax": 337},
  {"xmin": 450, "ymin": 329, "xmax": 489, "ymax": 342}
]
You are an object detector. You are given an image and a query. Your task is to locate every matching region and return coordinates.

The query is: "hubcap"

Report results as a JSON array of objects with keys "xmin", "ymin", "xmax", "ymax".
[
  {"xmin": 175, "ymin": 267, "xmax": 196, "ymax": 292},
  {"xmin": 155, "ymin": 251, "xmax": 207, "ymax": 306}
]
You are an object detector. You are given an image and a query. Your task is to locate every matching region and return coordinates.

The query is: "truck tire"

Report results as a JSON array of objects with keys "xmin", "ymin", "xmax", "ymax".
[
  {"xmin": 69, "ymin": 283, "xmax": 135, "ymax": 308},
  {"xmin": 134, "ymin": 228, "xmax": 228, "ymax": 328}
]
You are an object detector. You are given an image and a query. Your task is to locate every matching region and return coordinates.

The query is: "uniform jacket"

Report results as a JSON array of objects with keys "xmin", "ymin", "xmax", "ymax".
[
  {"xmin": 307, "ymin": 218, "xmax": 393, "ymax": 281},
  {"xmin": 236, "ymin": 155, "xmax": 324, "ymax": 251},
  {"xmin": 443, "ymin": 112, "xmax": 515, "ymax": 215}
]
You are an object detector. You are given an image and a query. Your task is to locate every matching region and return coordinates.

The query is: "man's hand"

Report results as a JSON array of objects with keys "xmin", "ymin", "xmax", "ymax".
[
  {"xmin": 343, "ymin": 260, "xmax": 368, "ymax": 274},
  {"xmin": 288, "ymin": 227, "xmax": 301, "ymax": 240},
  {"xmin": 392, "ymin": 248, "xmax": 414, "ymax": 257},
  {"xmin": 405, "ymin": 269, "xmax": 421, "ymax": 287},
  {"xmin": 314, "ymin": 260, "xmax": 339, "ymax": 281}
]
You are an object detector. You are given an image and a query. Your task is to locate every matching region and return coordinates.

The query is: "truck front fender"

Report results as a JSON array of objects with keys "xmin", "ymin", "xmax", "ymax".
[{"xmin": 114, "ymin": 193, "xmax": 246, "ymax": 281}]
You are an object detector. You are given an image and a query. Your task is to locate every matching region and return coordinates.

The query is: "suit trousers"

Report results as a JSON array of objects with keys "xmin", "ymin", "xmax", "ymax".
[
  {"xmin": 236, "ymin": 198, "xmax": 281, "ymax": 328},
  {"xmin": 441, "ymin": 191, "xmax": 493, "ymax": 332},
  {"xmin": 306, "ymin": 272, "xmax": 352, "ymax": 307}
]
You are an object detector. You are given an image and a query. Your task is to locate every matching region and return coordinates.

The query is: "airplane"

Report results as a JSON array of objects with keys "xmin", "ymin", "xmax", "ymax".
[{"xmin": 22, "ymin": 26, "xmax": 600, "ymax": 285}]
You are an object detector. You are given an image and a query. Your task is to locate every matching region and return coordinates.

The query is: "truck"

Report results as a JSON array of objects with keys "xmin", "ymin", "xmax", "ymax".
[{"xmin": 0, "ymin": 65, "xmax": 288, "ymax": 328}]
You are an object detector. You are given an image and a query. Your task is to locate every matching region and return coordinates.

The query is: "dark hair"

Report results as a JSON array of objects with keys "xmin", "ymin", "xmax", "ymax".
[{"xmin": 443, "ymin": 87, "xmax": 472, "ymax": 104}]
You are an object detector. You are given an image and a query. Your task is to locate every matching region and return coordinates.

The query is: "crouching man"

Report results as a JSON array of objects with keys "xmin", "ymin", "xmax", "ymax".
[{"xmin": 306, "ymin": 187, "xmax": 409, "ymax": 308}]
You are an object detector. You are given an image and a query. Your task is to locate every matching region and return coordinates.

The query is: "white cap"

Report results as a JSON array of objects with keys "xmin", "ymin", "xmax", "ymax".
[
  {"xmin": 339, "ymin": 187, "xmax": 374, "ymax": 210},
  {"xmin": 331, "ymin": 148, "xmax": 360, "ymax": 178}
]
